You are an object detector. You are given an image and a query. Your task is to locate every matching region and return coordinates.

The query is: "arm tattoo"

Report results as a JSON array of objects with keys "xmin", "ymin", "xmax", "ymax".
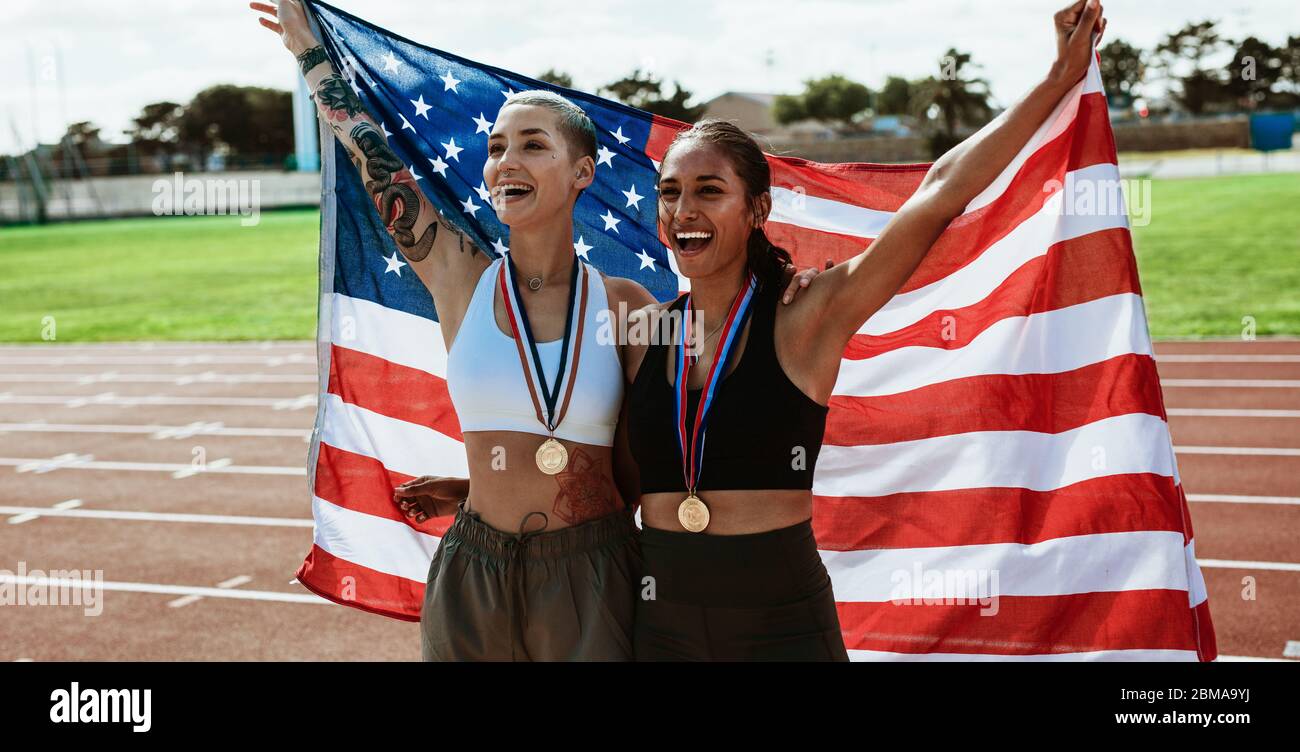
[
  {"xmin": 296, "ymin": 45, "xmax": 330, "ymax": 76},
  {"xmin": 551, "ymin": 447, "xmax": 620, "ymax": 525},
  {"xmin": 312, "ymin": 73, "xmax": 483, "ymax": 262},
  {"xmin": 312, "ymin": 73, "xmax": 364, "ymax": 119}
]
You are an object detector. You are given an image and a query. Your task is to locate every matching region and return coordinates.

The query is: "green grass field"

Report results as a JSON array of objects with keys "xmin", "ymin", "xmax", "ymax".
[{"xmin": 0, "ymin": 172, "xmax": 1296, "ymax": 341}]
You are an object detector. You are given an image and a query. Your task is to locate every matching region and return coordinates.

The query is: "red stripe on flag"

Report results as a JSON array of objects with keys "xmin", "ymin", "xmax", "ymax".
[
  {"xmin": 825, "ymin": 353, "xmax": 1167, "ymax": 446},
  {"xmin": 813, "ymin": 472, "xmax": 1186, "ymax": 551},
  {"xmin": 327, "ymin": 343, "xmax": 462, "ymax": 440},
  {"xmin": 315, "ymin": 441, "xmax": 457, "ymax": 536},
  {"xmin": 296, "ymin": 543, "xmax": 424, "ymax": 622},
  {"xmin": 836, "ymin": 588, "xmax": 1205, "ymax": 656},
  {"xmin": 844, "ymin": 228, "xmax": 1140, "ymax": 358}
]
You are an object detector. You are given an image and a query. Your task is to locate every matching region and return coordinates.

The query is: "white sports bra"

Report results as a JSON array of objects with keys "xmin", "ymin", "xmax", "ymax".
[{"xmin": 446, "ymin": 256, "xmax": 623, "ymax": 447}]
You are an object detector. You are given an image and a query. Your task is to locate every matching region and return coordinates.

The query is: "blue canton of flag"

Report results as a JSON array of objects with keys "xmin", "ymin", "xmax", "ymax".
[{"xmin": 308, "ymin": 0, "xmax": 680, "ymax": 322}]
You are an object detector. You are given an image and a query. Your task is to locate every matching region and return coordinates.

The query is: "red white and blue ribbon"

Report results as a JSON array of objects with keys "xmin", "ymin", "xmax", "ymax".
[{"xmin": 674, "ymin": 273, "xmax": 758, "ymax": 494}]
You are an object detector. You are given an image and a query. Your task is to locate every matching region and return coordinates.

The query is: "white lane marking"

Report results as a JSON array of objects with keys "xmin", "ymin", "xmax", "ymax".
[
  {"xmin": 168, "ymin": 574, "xmax": 255, "ymax": 609},
  {"xmin": 1162, "ymin": 379, "xmax": 1300, "ymax": 388},
  {"xmin": 1175, "ymin": 445, "xmax": 1300, "ymax": 457},
  {"xmin": 0, "ymin": 575, "xmax": 328, "ymax": 605},
  {"xmin": 1168, "ymin": 408, "xmax": 1300, "ymax": 418},
  {"xmin": 0, "ymin": 354, "xmax": 313, "ymax": 366},
  {"xmin": 0, "ymin": 372, "xmax": 315, "ymax": 384},
  {"xmin": 1198, "ymin": 559, "xmax": 1300, "ymax": 572},
  {"xmin": 0, "ymin": 505, "xmax": 313, "ymax": 527},
  {"xmin": 172, "ymin": 458, "xmax": 232, "ymax": 479},
  {"xmin": 7, "ymin": 498, "xmax": 82, "ymax": 525},
  {"xmin": 0, "ymin": 422, "xmax": 310, "ymax": 440},
  {"xmin": 1, "ymin": 456, "xmax": 304, "ymax": 476},
  {"xmin": 1284, "ymin": 641, "xmax": 1300, "ymax": 659},
  {"xmin": 0, "ymin": 393, "xmax": 316, "ymax": 409},
  {"xmin": 15, "ymin": 453, "xmax": 94, "ymax": 474},
  {"xmin": 1188, "ymin": 494, "xmax": 1300, "ymax": 506},
  {"xmin": 1156, "ymin": 355, "xmax": 1300, "ymax": 363}
]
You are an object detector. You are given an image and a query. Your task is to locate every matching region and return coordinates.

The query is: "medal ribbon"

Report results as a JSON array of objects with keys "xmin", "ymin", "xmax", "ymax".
[
  {"xmin": 499, "ymin": 256, "xmax": 588, "ymax": 433},
  {"xmin": 674, "ymin": 273, "xmax": 758, "ymax": 494}
]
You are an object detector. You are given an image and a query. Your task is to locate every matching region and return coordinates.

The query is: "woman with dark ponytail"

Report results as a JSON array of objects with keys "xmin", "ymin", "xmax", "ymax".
[{"xmin": 625, "ymin": 0, "xmax": 1106, "ymax": 660}]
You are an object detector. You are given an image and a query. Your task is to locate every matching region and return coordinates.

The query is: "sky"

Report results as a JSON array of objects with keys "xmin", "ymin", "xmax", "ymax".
[{"xmin": 3, "ymin": 0, "xmax": 1296, "ymax": 154}]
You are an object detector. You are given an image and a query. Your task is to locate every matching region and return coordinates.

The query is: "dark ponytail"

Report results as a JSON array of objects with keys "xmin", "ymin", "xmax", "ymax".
[{"xmin": 662, "ymin": 119, "xmax": 792, "ymax": 292}]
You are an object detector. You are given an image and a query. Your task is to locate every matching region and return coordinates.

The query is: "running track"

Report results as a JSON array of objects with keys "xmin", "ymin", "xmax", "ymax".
[{"xmin": 1, "ymin": 340, "xmax": 1296, "ymax": 661}]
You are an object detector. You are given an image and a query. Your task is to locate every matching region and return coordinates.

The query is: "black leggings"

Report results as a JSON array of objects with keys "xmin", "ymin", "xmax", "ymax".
[{"xmin": 634, "ymin": 518, "xmax": 849, "ymax": 661}]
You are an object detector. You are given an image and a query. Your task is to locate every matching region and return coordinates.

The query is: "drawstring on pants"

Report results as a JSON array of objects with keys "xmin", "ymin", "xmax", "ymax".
[{"xmin": 505, "ymin": 510, "xmax": 549, "ymax": 661}]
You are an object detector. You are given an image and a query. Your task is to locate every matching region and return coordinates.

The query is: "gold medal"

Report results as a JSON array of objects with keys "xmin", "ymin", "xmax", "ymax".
[
  {"xmin": 535, "ymin": 437, "xmax": 569, "ymax": 475},
  {"xmin": 677, "ymin": 493, "xmax": 709, "ymax": 533}
]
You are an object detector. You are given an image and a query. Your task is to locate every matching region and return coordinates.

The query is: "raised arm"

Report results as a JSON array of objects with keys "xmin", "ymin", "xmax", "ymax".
[
  {"xmin": 250, "ymin": 0, "xmax": 490, "ymax": 345},
  {"xmin": 804, "ymin": 0, "xmax": 1107, "ymax": 349}
]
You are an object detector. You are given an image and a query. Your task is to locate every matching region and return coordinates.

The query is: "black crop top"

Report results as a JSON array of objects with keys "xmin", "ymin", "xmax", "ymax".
[{"xmin": 626, "ymin": 280, "xmax": 829, "ymax": 494}]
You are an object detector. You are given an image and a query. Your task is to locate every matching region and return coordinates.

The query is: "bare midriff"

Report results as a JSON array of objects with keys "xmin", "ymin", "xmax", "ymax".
[
  {"xmin": 461, "ymin": 430, "xmax": 624, "ymax": 533},
  {"xmin": 639, "ymin": 488, "xmax": 812, "ymax": 535}
]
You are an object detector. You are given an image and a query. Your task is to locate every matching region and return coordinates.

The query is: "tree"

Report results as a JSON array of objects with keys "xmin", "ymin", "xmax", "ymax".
[
  {"xmin": 61, "ymin": 121, "xmax": 101, "ymax": 148},
  {"xmin": 126, "ymin": 101, "xmax": 185, "ymax": 156},
  {"xmin": 536, "ymin": 68, "xmax": 574, "ymax": 89},
  {"xmin": 1152, "ymin": 20, "xmax": 1233, "ymax": 114},
  {"xmin": 1225, "ymin": 36, "xmax": 1284, "ymax": 109},
  {"xmin": 600, "ymin": 69, "xmax": 705, "ymax": 122},
  {"xmin": 1099, "ymin": 38, "xmax": 1146, "ymax": 104},
  {"xmin": 773, "ymin": 74, "xmax": 873, "ymax": 128},
  {"xmin": 178, "ymin": 84, "xmax": 293, "ymax": 166},
  {"xmin": 1277, "ymin": 35, "xmax": 1300, "ymax": 104},
  {"xmin": 876, "ymin": 76, "xmax": 915, "ymax": 116},
  {"xmin": 913, "ymin": 48, "xmax": 993, "ymax": 157}
]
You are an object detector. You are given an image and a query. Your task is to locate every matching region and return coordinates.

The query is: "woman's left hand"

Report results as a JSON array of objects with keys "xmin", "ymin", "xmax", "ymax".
[
  {"xmin": 781, "ymin": 258, "xmax": 836, "ymax": 304},
  {"xmin": 1049, "ymin": 0, "xmax": 1107, "ymax": 89}
]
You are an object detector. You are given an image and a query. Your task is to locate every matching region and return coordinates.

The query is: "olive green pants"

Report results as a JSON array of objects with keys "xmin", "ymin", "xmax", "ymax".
[{"xmin": 420, "ymin": 501, "xmax": 641, "ymax": 661}]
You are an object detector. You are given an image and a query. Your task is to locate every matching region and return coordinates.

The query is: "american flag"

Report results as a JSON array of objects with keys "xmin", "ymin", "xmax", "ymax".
[{"xmin": 296, "ymin": 0, "xmax": 1218, "ymax": 660}]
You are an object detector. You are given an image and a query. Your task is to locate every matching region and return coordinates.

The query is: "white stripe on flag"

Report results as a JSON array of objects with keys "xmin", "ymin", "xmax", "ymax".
[
  {"xmin": 814, "ymin": 411, "xmax": 1180, "ymax": 497},
  {"xmin": 836, "ymin": 293, "xmax": 1154, "ymax": 398},
  {"xmin": 822, "ymin": 529, "xmax": 1191, "ymax": 601},
  {"xmin": 311, "ymin": 495, "xmax": 440, "ymax": 583},
  {"xmin": 862, "ymin": 163, "xmax": 1129, "ymax": 336},
  {"xmin": 319, "ymin": 392, "xmax": 469, "ymax": 477},
  {"xmin": 331, "ymin": 292, "xmax": 449, "ymax": 377}
]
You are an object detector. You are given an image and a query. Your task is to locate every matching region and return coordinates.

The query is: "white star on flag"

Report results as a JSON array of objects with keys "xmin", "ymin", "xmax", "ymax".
[
  {"xmin": 622, "ymin": 184, "xmax": 643, "ymax": 210},
  {"xmin": 501, "ymin": 88, "xmax": 517, "ymax": 99},
  {"xmin": 635, "ymin": 249, "xmax": 656, "ymax": 270},
  {"xmin": 474, "ymin": 182, "xmax": 491, "ymax": 201},
  {"xmin": 406, "ymin": 165, "xmax": 421, "ymax": 181},
  {"xmin": 440, "ymin": 70, "xmax": 461, "ymax": 92},
  {"xmin": 573, "ymin": 235, "xmax": 593, "ymax": 260},
  {"xmin": 492, "ymin": 237, "xmax": 509, "ymax": 255},
  {"xmin": 400, "ymin": 114, "xmax": 415, "ymax": 132},
  {"xmin": 600, "ymin": 209, "xmax": 620, "ymax": 233},
  {"xmin": 609, "ymin": 126, "xmax": 630, "ymax": 146},
  {"xmin": 428, "ymin": 155, "xmax": 449, "ymax": 177},
  {"xmin": 596, "ymin": 145, "xmax": 615, "ymax": 168},
  {"xmin": 461, "ymin": 196, "xmax": 481, "ymax": 217},
  {"xmin": 383, "ymin": 251, "xmax": 407, "ymax": 275},
  {"xmin": 410, "ymin": 94, "xmax": 432, "ymax": 118},
  {"xmin": 380, "ymin": 122, "xmax": 393, "ymax": 140},
  {"xmin": 441, "ymin": 138, "xmax": 463, "ymax": 162},
  {"xmin": 472, "ymin": 113, "xmax": 493, "ymax": 134},
  {"xmin": 379, "ymin": 50, "xmax": 401, "ymax": 73}
]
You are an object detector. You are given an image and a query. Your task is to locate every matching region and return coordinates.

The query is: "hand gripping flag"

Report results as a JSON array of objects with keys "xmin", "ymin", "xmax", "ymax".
[{"xmin": 296, "ymin": 0, "xmax": 1217, "ymax": 660}]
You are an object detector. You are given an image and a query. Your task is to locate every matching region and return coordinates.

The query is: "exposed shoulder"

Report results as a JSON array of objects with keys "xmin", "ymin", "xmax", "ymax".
[{"xmin": 598, "ymin": 270, "xmax": 659, "ymax": 312}]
